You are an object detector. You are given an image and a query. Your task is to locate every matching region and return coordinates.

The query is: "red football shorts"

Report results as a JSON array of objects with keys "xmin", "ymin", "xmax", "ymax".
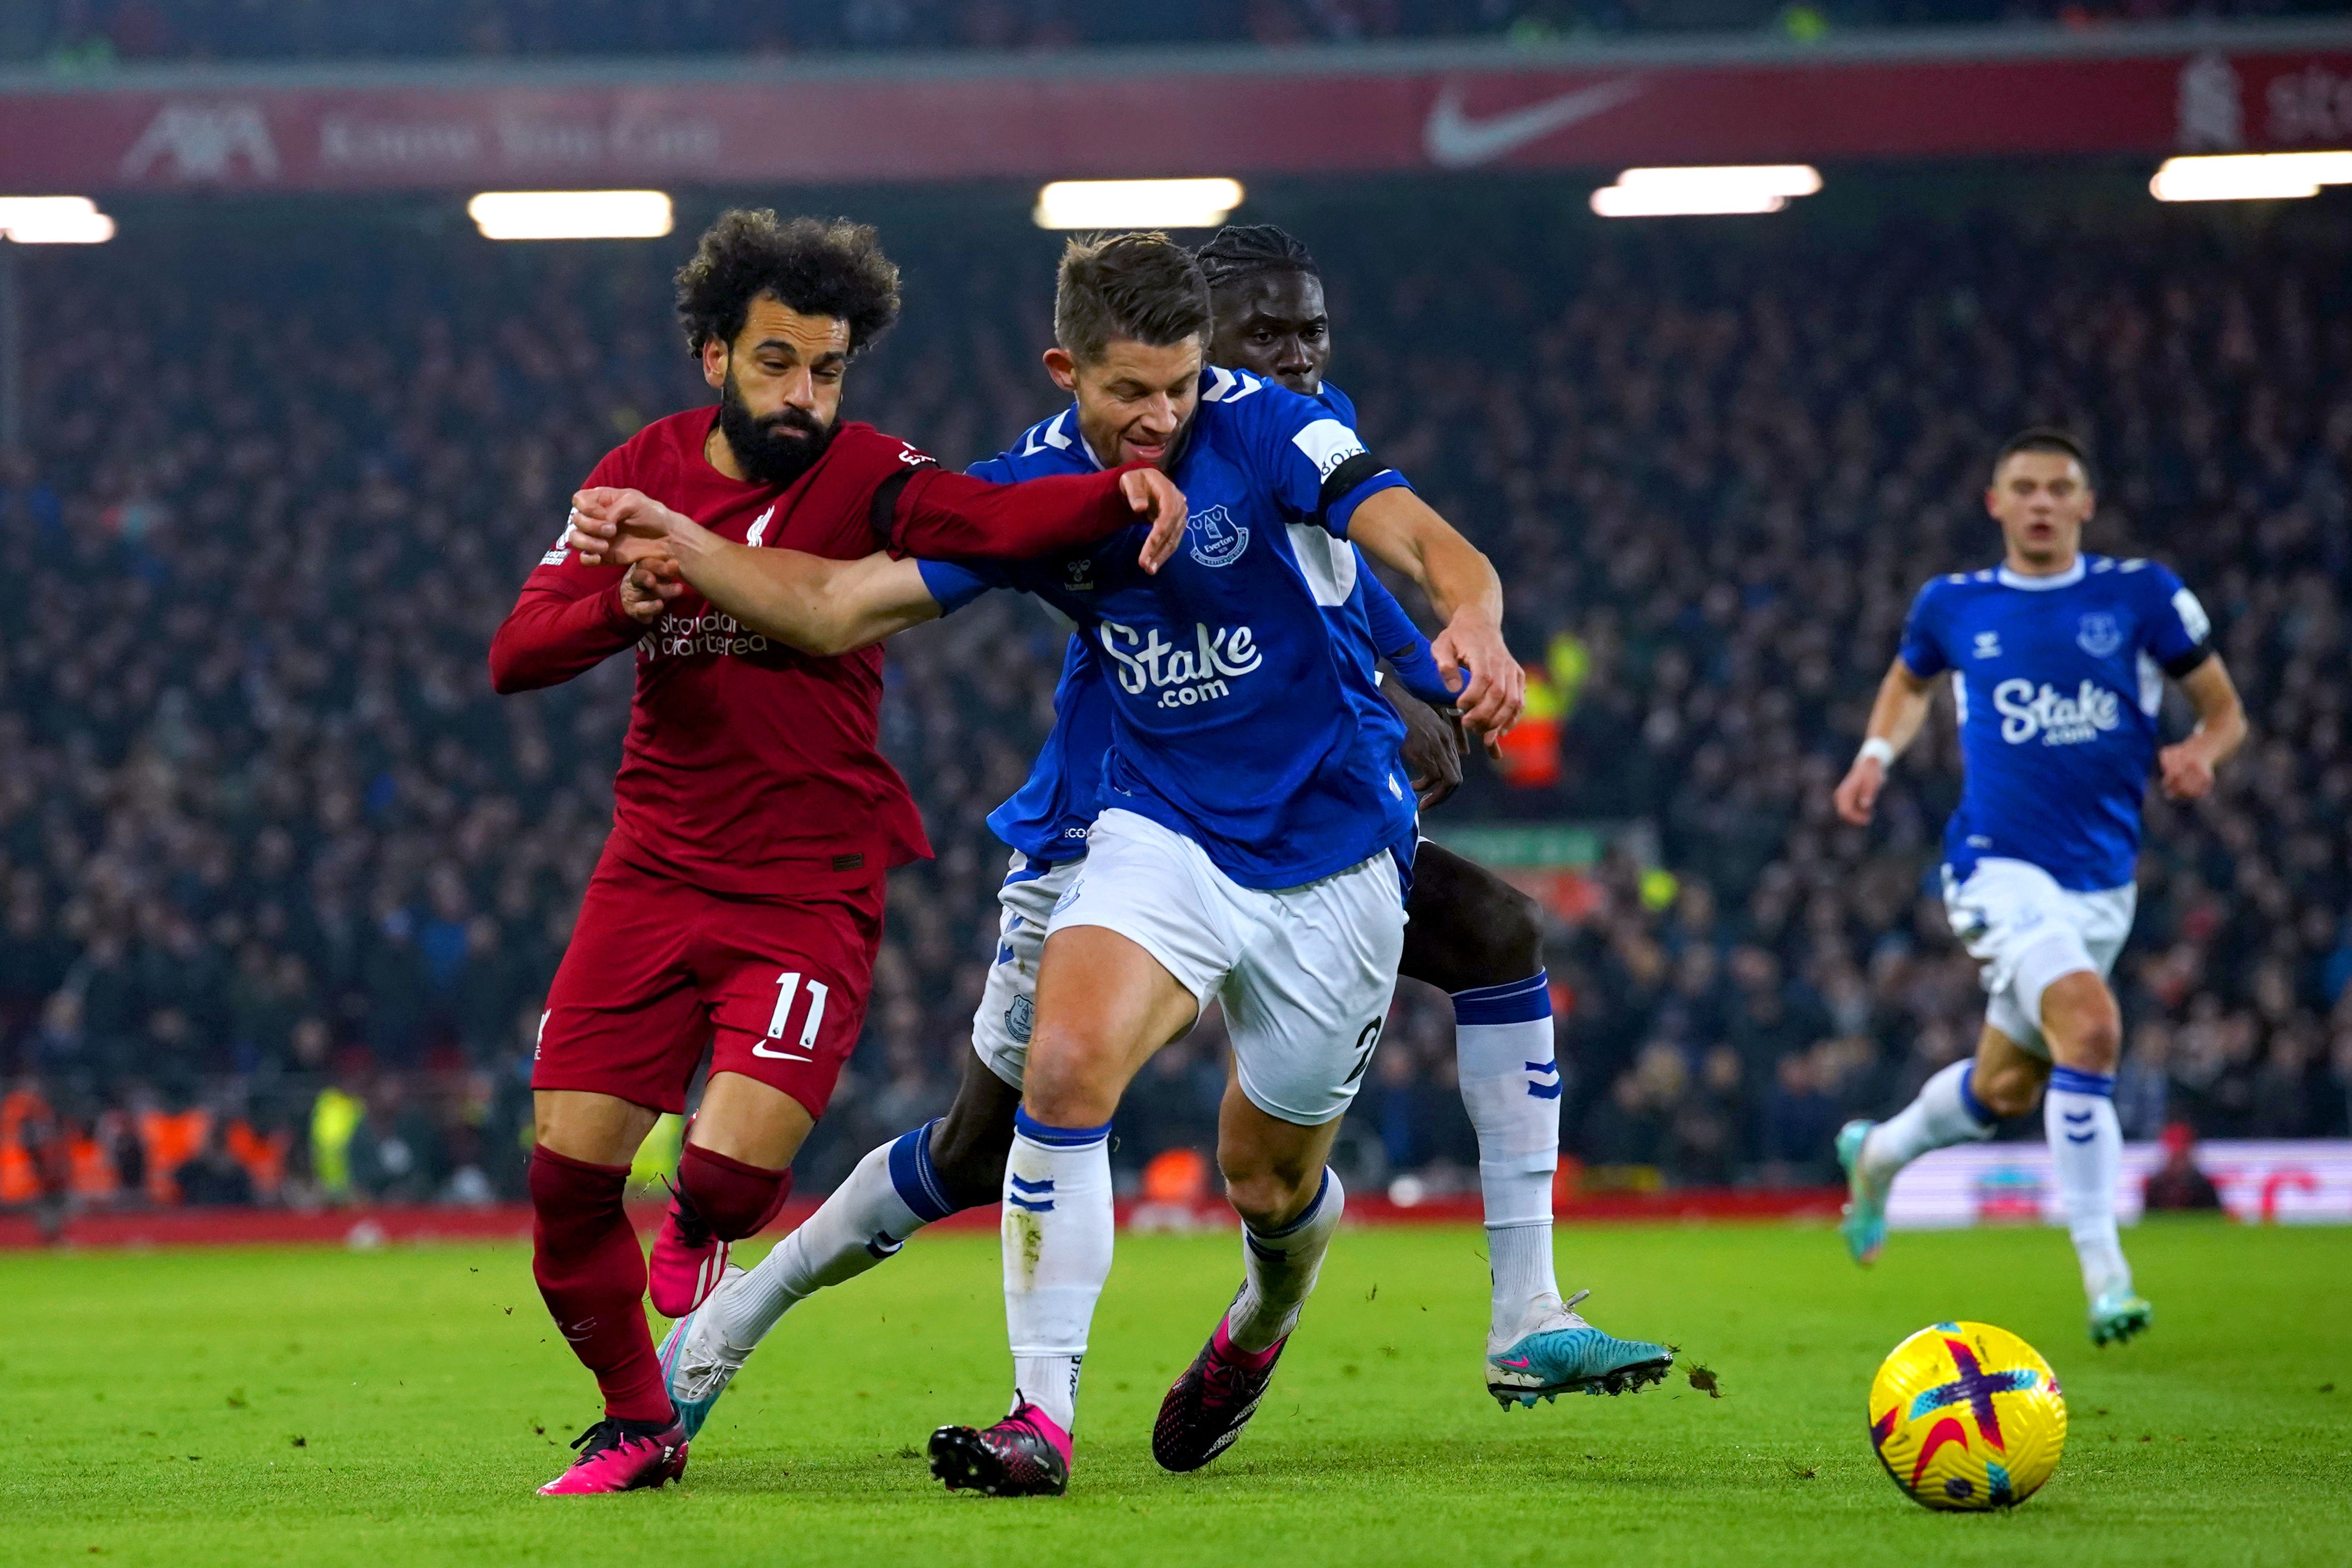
[{"xmin": 532, "ymin": 843, "xmax": 885, "ymax": 1119}]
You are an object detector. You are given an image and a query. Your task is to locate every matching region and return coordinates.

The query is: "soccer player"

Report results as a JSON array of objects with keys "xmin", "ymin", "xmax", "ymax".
[
  {"xmin": 574, "ymin": 234, "xmax": 1521, "ymax": 1495},
  {"xmin": 488, "ymin": 209, "xmax": 1185, "ymax": 1495},
  {"xmin": 604, "ymin": 226, "xmax": 1668, "ymax": 1463},
  {"xmin": 1196, "ymin": 225, "xmax": 1662, "ymax": 1407},
  {"xmin": 1830, "ymin": 429, "xmax": 2245, "ymax": 1346}
]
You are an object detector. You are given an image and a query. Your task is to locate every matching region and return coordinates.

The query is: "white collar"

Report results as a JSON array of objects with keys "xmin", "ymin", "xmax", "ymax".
[{"xmin": 1997, "ymin": 557, "xmax": 2086, "ymax": 592}]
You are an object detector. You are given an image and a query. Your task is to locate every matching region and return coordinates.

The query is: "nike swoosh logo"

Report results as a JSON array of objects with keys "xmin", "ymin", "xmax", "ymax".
[
  {"xmin": 1423, "ymin": 78, "xmax": 1646, "ymax": 169},
  {"xmin": 751, "ymin": 1041, "xmax": 813, "ymax": 1061}
]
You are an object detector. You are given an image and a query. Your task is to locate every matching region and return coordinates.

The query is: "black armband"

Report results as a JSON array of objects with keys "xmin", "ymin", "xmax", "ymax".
[
  {"xmin": 2160, "ymin": 643, "xmax": 2214, "ymax": 680},
  {"xmin": 1317, "ymin": 451, "xmax": 1388, "ymax": 518}
]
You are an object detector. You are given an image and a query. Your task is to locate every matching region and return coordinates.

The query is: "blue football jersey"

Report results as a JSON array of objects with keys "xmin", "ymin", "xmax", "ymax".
[
  {"xmin": 1899, "ymin": 554, "xmax": 2213, "ymax": 891},
  {"xmin": 921, "ymin": 369, "xmax": 1421, "ymax": 889}
]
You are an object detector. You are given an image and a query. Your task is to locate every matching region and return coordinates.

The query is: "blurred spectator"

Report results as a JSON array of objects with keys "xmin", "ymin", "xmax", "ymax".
[
  {"xmin": 4, "ymin": 197, "xmax": 2350, "ymax": 1215},
  {"xmin": 17, "ymin": 0, "xmax": 2316, "ymax": 65},
  {"xmin": 2142, "ymin": 1122, "xmax": 2222, "ymax": 1211}
]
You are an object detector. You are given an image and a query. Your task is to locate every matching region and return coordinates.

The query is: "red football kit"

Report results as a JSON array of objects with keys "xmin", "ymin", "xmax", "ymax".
[{"xmin": 491, "ymin": 407, "xmax": 1144, "ymax": 1119}]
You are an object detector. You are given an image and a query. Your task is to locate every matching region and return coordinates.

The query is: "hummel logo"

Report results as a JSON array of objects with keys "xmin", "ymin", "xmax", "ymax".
[
  {"xmin": 1972, "ymin": 631, "xmax": 2003, "ymax": 658},
  {"xmin": 1423, "ymin": 79, "xmax": 1647, "ymax": 168}
]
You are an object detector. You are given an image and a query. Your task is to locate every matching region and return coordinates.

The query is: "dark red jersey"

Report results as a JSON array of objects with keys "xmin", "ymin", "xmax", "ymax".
[{"xmin": 489, "ymin": 408, "xmax": 1145, "ymax": 897}]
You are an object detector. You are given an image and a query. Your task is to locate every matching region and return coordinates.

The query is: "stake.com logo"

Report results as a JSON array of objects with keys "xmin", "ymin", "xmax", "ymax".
[{"xmin": 1097, "ymin": 620, "xmax": 1263, "ymax": 709}]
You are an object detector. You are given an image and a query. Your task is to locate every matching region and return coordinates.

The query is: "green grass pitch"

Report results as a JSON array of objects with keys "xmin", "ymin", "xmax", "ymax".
[{"xmin": 5, "ymin": 1219, "xmax": 2345, "ymax": 1567}]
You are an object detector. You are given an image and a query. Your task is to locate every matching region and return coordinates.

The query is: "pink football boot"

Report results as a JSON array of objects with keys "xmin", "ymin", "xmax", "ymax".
[
  {"xmin": 537, "ymin": 1412, "xmax": 689, "ymax": 1495},
  {"xmin": 647, "ymin": 1186, "xmax": 729, "ymax": 1320}
]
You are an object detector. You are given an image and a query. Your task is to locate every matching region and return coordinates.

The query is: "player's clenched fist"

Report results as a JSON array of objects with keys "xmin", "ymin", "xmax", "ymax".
[
  {"xmin": 2157, "ymin": 741, "xmax": 2216, "ymax": 801},
  {"xmin": 567, "ymin": 486, "xmax": 693, "ymax": 567},
  {"xmin": 1120, "ymin": 467, "xmax": 1188, "ymax": 575},
  {"xmin": 1433, "ymin": 609, "xmax": 1524, "ymax": 745},
  {"xmin": 616, "ymin": 559, "xmax": 684, "ymax": 623},
  {"xmin": 1833, "ymin": 756, "xmax": 1884, "ymax": 825}
]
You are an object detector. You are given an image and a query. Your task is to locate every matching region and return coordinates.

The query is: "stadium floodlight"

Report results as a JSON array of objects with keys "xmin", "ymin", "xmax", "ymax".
[
  {"xmin": 467, "ymin": 190, "xmax": 674, "ymax": 240},
  {"xmin": 1589, "ymin": 165, "xmax": 1823, "ymax": 218},
  {"xmin": 2148, "ymin": 151, "xmax": 2352, "ymax": 203},
  {"xmin": 0, "ymin": 195, "xmax": 115, "ymax": 243},
  {"xmin": 1032, "ymin": 179, "xmax": 1245, "ymax": 230}
]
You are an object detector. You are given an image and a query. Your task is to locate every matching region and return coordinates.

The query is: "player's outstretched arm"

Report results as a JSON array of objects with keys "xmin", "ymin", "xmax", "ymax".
[
  {"xmin": 1833, "ymin": 658, "xmax": 1935, "ymax": 825},
  {"xmin": 2158, "ymin": 655, "xmax": 2247, "ymax": 801},
  {"xmin": 1345, "ymin": 488, "xmax": 1523, "ymax": 744},
  {"xmin": 888, "ymin": 466, "xmax": 1189, "ymax": 574},
  {"xmin": 565, "ymin": 486, "xmax": 950, "ymax": 653}
]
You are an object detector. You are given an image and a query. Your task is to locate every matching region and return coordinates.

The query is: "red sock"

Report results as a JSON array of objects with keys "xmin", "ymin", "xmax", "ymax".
[
  {"xmin": 528, "ymin": 1146, "xmax": 671, "ymax": 1424},
  {"xmin": 678, "ymin": 1143, "xmax": 791, "ymax": 1242}
]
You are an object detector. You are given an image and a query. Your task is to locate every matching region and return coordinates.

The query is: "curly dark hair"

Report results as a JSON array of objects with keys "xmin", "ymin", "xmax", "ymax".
[{"xmin": 673, "ymin": 209, "xmax": 902, "ymax": 358}]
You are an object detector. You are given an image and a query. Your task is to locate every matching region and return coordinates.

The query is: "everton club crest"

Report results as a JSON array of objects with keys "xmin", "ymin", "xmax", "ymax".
[{"xmin": 1186, "ymin": 505, "xmax": 1250, "ymax": 568}]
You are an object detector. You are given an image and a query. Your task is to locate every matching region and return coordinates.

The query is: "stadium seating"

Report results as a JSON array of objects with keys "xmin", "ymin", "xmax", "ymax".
[
  {"xmin": 11, "ymin": 0, "xmax": 2329, "ymax": 65},
  {"xmin": 1, "ymin": 200, "xmax": 2347, "ymax": 1210}
]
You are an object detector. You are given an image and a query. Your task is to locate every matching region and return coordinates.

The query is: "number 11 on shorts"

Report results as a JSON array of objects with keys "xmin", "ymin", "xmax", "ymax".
[{"xmin": 758, "ymin": 970, "xmax": 829, "ymax": 1060}]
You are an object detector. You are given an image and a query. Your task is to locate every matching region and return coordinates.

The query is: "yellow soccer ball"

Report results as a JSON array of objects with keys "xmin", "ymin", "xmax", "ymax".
[{"xmin": 1868, "ymin": 1321, "xmax": 2066, "ymax": 1510}]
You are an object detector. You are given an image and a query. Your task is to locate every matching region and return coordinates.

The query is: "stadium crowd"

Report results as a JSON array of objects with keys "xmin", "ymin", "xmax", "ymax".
[
  {"xmin": 15, "ymin": 0, "xmax": 2331, "ymax": 68},
  {"xmin": 3, "ymin": 201, "xmax": 2350, "ymax": 1218}
]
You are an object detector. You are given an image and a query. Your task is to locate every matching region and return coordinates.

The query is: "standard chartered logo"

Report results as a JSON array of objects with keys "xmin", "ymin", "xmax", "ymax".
[
  {"xmin": 1993, "ymin": 678, "xmax": 2121, "ymax": 746},
  {"xmin": 644, "ymin": 609, "xmax": 770, "ymax": 659},
  {"xmin": 1098, "ymin": 619, "xmax": 1263, "ymax": 709}
]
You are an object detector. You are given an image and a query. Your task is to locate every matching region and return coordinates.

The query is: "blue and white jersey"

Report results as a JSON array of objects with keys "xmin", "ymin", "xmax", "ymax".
[
  {"xmin": 920, "ymin": 369, "xmax": 1423, "ymax": 889},
  {"xmin": 1899, "ymin": 554, "xmax": 2213, "ymax": 892}
]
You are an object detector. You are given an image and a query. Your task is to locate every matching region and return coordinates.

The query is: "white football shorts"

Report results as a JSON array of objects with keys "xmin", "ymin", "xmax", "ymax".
[
  {"xmin": 1942, "ymin": 856, "xmax": 2135, "ymax": 1059},
  {"xmin": 970, "ymin": 850, "xmax": 1078, "ymax": 1093},
  {"xmin": 976, "ymin": 808, "xmax": 1405, "ymax": 1126}
]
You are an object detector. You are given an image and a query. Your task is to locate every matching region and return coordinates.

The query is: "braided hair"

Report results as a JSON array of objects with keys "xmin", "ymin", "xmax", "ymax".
[{"xmin": 1195, "ymin": 224, "xmax": 1319, "ymax": 293}]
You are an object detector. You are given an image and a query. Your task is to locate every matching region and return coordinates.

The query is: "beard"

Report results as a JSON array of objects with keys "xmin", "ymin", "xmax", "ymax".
[{"xmin": 718, "ymin": 371, "xmax": 835, "ymax": 488}]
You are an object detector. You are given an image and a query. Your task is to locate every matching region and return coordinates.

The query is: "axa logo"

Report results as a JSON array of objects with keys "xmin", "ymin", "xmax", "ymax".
[
  {"xmin": 1098, "ymin": 619, "xmax": 1263, "ymax": 709},
  {"xmin": 1187, "ymin": 504, "xmax": 1250, "ymax": 568},
  {"xmin": 1994, "ymin": 679, "xmax": 2121, "ymax": 746},
  {"xmin": 121, "ymin": 101, "xmax": 280, "ymax": 181},
  {"xmin": 2076, "ymin": 612, "xmax": 2123, "ymax": 657}
]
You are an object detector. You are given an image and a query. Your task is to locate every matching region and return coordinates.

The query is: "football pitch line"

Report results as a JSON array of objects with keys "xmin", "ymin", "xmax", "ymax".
[{"xmin": 3, "ymin": 1221, "xmax": 2344, "ymax": 1567}]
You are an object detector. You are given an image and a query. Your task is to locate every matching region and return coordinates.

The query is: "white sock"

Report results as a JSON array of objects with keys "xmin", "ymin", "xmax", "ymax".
[
  {"xmin": 1860, "ymin": 1059, "xmax": 1997, "ymax": 1187},
  {"xmin": 711, "ymin": 1119, "xmax": 957, "ymax": 1350},
  {"xmin": 1003, "ymin": 1111, "xmax": 1114, "ymax": 1434},
  {"xmin": 1452, "ymin": 975, "xmax": 1562, "ymax": 1333},
  {"xmin": 2045, "ymin": 1067, "xmax": 2131, "ymax": 1299},
  {"xmin": 1487, "ymin": 1225, "xmax": 1558, "ymax": 1337},
  {"xmin": 1228, "ymin": 1168, "xmax": 1345, "ymax": 1353}
]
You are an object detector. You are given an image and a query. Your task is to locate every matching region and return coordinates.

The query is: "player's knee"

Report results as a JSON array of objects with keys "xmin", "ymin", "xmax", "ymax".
[
  {"xmin": 677, "ymin": 1144, "xmax": 790, "ymax": 1243},
  {"xmin": 2040, "ymin": 976, "xmax": 2122, "ymax": 1074},
  {"xmin": 1461, "ymin": 881, "xmax": 1544, "ymax": 989},
  {"xmin": 1974, "ymin": 1063, "xmax": 2044, "ymax": 1120},
  {"xmin": 1022, "ymin": 1032, "xmax": 1124, "ymax": 1128},
  {"xmin": 1217, "ymin": 1154, "xmax": 1319, "ymax": 1232}
]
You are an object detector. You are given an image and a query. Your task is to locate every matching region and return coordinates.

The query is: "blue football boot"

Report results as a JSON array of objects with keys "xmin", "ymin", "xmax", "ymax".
[{"xmin": 1486, "ymin": 1289, "xmax": 1673, "ymax": 1409}]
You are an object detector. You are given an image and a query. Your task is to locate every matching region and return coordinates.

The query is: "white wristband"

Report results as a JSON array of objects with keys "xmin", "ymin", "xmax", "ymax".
[{"xmin": 1857, "ymin": 737, "xmax": 1896, "ymax": 769}]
